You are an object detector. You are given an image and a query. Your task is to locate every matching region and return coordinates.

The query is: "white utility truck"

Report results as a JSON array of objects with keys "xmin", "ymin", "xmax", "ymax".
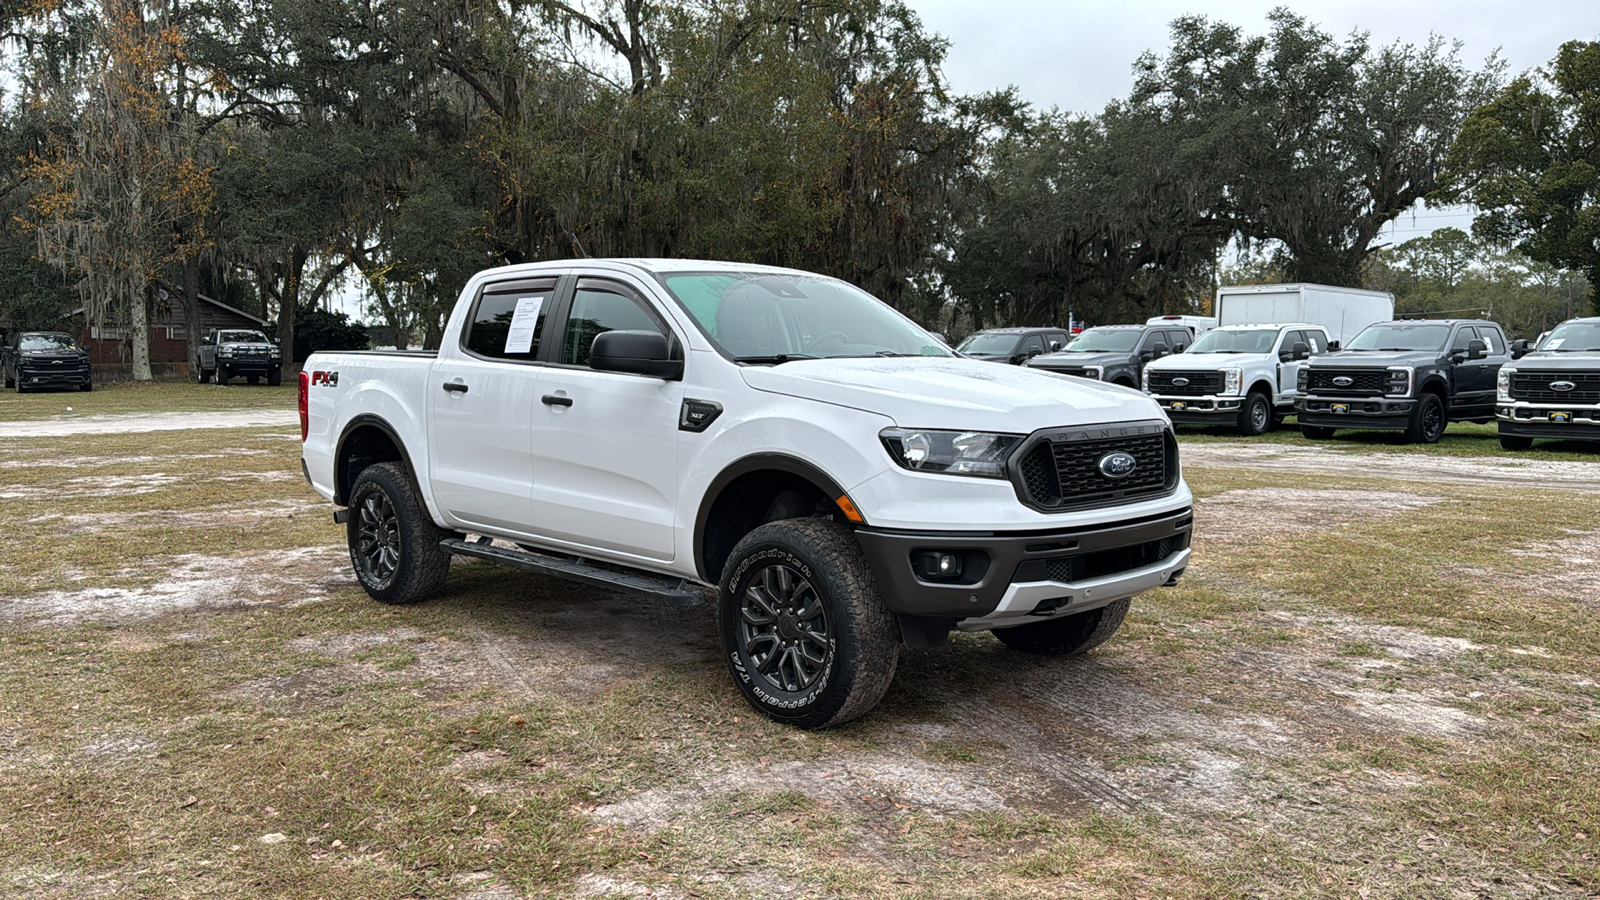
[
  {"xmin": 300, "ymin": 259, "xmax": 1195, "ymax": 728},
  {"xmin": 1142, "ymin": 283, "xmax": 1393, "ymax": 435}
]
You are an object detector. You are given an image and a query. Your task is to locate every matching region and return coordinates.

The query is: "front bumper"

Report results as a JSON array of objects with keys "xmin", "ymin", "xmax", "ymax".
[
  {"xmin": 1295, "ymin": 394, "xmax": 1415, "ymax": 431},
  {"xmin": 217, "ymin": 356, "xmax": 279, "ymax": 374},
  {"xmin": 854, "ymin": 506, "xmax": 1192, "ymax": 622},
  {"xmin": 1149, "ymin": 393, "xmax": 1241, "ymax": 423},
  {"xmin": 1497, "ymin": 404, "xmax": 1600, "ymax": 442},
  {"xmin": 17, "ymin": 365, "xmax": 91, "ymax": 387}
]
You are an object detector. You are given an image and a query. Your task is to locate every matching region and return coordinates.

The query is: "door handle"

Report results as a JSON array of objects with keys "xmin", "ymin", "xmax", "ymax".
[
  {"xmin": 442, "ymin": 382, "xmax": 469, "ymax": 394},
  {"xmin": 541, "ymin": 394, "xmax": 573, "ymax": 407}
]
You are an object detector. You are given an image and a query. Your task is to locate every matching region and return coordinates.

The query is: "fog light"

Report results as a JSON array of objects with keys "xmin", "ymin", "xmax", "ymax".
[{"xmin": 917, "ymin": 551, "xmax": 963, "ymax": 580}]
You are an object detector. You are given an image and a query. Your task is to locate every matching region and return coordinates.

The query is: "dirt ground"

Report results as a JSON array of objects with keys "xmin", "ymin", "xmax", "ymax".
[{"xmin": 2, "ymin": 399, "xmax": 1598, "ymax": 899}]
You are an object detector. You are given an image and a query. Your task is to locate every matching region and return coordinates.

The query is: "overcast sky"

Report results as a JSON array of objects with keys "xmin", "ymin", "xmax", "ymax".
[{"xmin": 906, "ymin": 0, "xmax": 1600, "ymax": 245}]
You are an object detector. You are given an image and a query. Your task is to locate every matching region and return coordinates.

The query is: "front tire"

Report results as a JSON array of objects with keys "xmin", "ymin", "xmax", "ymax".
[
  {"xmin": 347, "ymin": 462, "xmax": 451, "ymax": 605},
  {"xmin": 1499, "ymin": 434, "xmax": 1534, "ymax": 451},
  {"xmin": 718, "ymin": 518, "xmax": 898, "ymax": 730},
  {"xmin": 267, "ymin": 368, "xmax": 282, "ymax": 387},
  {"xmin": 1236, "ymin": 391, "xmax": 1272, "ymax": 436},
  {"xmin": 78, "ymin": 380, "xmax": 92, "ymax": 392},
  {"xmin": 993, "ymin": 598, "xmax": 1131, "ymax": 657},
  {"xmin": 1405, "ymin": 392, "xmax": 1446, "ymax": 443},
  {"xmin": 197, "ymin": 364, "xmax": 210, "ymax": 384},
  {"xmin": 1300, "ymin": 424, "xmax": 1337, "ymax": 440},
  {"xmin": 214, "ymin": 366, "xmax": 228, "ymax": 384}
]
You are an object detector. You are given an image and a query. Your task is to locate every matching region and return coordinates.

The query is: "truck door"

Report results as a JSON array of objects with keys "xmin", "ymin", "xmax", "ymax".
[
  {"xmin": 427, "ymin": 275, "xmax": 557, "ymax": 533},
  {"xmin": 528, "ymin": 276, "xmax": 684, "ymax": 562},
  {"xmin": 1275, "ymin": 330, "xmax": 1311, "ymax": 399},
  {"xmin": 1451, "ymin": 326, "xmax": 1495, "ymax": 414}
]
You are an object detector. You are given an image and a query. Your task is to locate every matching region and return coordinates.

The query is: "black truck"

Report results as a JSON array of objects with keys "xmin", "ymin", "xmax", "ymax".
[
  {"xmin": 2, "ymin": 330, "xmax": 93, "ymax": 393},
  {"xmin": 1496, "ymin": 316, "xmax": 1600, "ymax": 450},
  {"xmin": 1025, "ymin": 323, "xmax": 1196, "ymax": 387},
  {"xmin": 1295, "ymin": 319, "xmax": 1510, "ymax": 443},
  {"xmin": 198, "ymin": 328, "xmax": 284, "ymax": 385},
  {"xmin": 954, "ymin": 327, "xmax": 1074, "ymax": 365}
]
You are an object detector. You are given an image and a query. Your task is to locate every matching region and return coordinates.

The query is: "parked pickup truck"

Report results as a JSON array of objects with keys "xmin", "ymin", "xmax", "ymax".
[
  {"xmin": 1142, "ymin": 323, "xmax": 1331, "ymax": 435},
  {"xmin": 1295, "ymin": 319, "xmax": 1509, "ymax": 443},
  {"xmin": 2, "ymin": 330, "xmax": 93, "ymax": 393},
  {"xmin": 1026, "ymin": 323, "xmax": 1196, "ymax": 387},
  {"xmin": 199, "ymin": 328, "xmax": 283, "ymax": 385},
  {"xmin": 300, "ymin": 259, "xmax": 1194, "ymax": 728},
  {"xmin": 1496, "ymin": 316, "xmax": 1600, "ymax": 450}
]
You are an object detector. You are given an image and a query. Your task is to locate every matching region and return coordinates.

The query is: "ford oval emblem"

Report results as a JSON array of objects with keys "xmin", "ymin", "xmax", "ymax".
[
  {"xmin": 1097, "ymin": 451, "xmax": 1138, "ymax": 480},
  {"xmin": 1332, "ymin": 376, "xmax": 1354, "ymax": 387},
  {"xmin": 1550, "ymin": 381, "xmax": 1576, "ymax": 392},
  {"xmin": 1171, "ymin": 377, "xmax": 1190, "ymax": 386}
]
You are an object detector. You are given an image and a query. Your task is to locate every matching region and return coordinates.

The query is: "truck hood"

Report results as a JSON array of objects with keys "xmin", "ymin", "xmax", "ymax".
[
  {"xmin": 1027, "ymin": 350, "xmax": 1129, "ymax": 369},
  {"xmin": 739, "ymin": 357, "xmax": 1162, "ymax": 432},
  {"xmin": 1307, "ymin": 350, "xmax": 1438, "ymax": 368},
  {"xmin": 1508, "ymin": 352, "xmax": 1600, "ymax": 371},
  {"xmin": 1145, "ymin": 352, "xmax": 1263, "ymax": 370}
]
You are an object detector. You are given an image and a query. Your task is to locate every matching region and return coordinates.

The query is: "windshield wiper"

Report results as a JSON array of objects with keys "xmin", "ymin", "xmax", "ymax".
[{"xmin": 732, "ymin": 353, "xmax": 819, "ymax": 365}]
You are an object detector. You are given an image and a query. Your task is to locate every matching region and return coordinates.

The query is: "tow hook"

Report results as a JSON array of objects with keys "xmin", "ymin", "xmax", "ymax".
[{"xmin": 1162, "ymin": 568, "xmax": 1185, "ymax": 587}]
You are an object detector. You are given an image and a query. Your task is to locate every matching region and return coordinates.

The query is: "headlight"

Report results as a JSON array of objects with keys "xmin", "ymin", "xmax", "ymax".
[
  {"xmin": 1387, "ymin": 366, "xmax": 1414, "ymax": 397},
  {"xmin": 1297, "ymin": 368, "xmax": 1309, "ymax": 391},
  {"xmin": 1141, "ymin": 368, "xmax": 1150, "ymax": 391},
  {"xmin": 1082, "ymin": 366, "xmax": 1102, "ymax": 380},
  {"xmin": 270, "ymin": 349, "xmax": 282, "ymax": 358},
  {"xmin": 1223, "ymin": 368, "xmax": 1242, "ymax": 395},
  {"xmin": 880, "ymin": 428, "xmax": 1021, "ymax": 479},
  {"xmin": 220, "ymin": 348, "xmax": 235, "ymax": 357},
  {"xmin": 1497, "ymin": 366, "xmax": 1514, "ymax": 401}
]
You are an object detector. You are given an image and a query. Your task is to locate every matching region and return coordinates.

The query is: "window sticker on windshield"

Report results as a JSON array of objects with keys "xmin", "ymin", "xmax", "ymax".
[
  {"xmin": 1545, "ymin": 339, "xmax": 1564, "ymax": 349},
  {"xmin": 503, "ymin": 296, "xmax": 546, "ymax": 354}
]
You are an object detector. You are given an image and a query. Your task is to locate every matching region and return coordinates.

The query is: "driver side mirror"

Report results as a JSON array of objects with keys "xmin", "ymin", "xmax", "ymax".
[
  {"xmin": 589, "ymin": 330, "xmax": 682, "ymax": 380},
  {"xmin": 1023, "ymin": 347, "xmax": 1042, "ymax": 361},
  {"xmin": 1510, "ymin": 339, "xmax": 1530, "ymax": 360},
  {"xmin": 1465, "ymin": 338, "xmax": 1487, "ymax": 361},
  {"xmin": 1328, "ymin": 340, "xmax": 1340, "ymax": 351},
  {"xmin": 1049, "ymin": 341, "xmax": 1063, "ymax": 352},
  {"xmin": 1291, "ymin": 341, "xmax": 1311, "ymax": 361}
]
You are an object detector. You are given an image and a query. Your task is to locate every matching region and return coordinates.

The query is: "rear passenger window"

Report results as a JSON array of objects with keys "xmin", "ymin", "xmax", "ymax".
[
  {"xmin": 1304, "ymin": 331, "xmax": 1326, "ymax": 354},
  {"xmin": 561, "ymin": 279, "xmax": 666, "ymax": 367},
  {"xmin": 463, "ymin": 277, "xmax": 559, "ymax": 361},
  {"xmin": 1048, "ymin": 332, "xmax": 1070, "ymax": 351},
  {"xmin": 1478, "ymin": 328, "xmax": 1501, "ymax": 354},
  {"xmin": 1167, "ymin": 331, "xmax": 1189, "ymax": 352}
]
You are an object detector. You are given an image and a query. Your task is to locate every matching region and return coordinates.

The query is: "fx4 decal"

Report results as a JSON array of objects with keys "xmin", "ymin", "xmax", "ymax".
[{"xmin": 311, "ymin": 370, "xmax": 339, "ymax": 387}]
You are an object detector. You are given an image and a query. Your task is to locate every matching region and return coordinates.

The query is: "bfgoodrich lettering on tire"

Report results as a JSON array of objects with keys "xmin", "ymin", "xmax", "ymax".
[
  {"xmin": 993, "ymin": 598, "xmax": 1131, "ymax": 657},
  {"xmin": 347, "ymin": 462, "xmax": 450, "ymax": 605},
  {"xmin": 717, "ymin": 518, "xmax": 898, "ymax": 729}
]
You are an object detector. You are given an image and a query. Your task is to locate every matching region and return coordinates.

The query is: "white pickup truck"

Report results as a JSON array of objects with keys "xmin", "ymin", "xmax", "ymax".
[{"xmin": 300, "ymin": 259, "xmax": 1194, "ymax": 728}]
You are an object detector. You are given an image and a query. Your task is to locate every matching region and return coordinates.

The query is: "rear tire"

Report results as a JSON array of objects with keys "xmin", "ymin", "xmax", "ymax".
[
  {"xmin": 1300, "ymin": 424, "xmax": 1337, "ymax": 440},
  {"xmin": 1499, "ymin": 434, "xmax": 1534, "ymax": 451},
  {"xmin": 993, "ymin": 598, "xmax": 1131, "ymax": 657},
  {"xmin": 1236, "ymin": 391, "xmax": 1272, "ymax": 436},
  {"xmin": 3, "ymin": 369, "xmax": 13, "ymax": 388},
  {"xmin": 1405, "ymin": 392, "xmax": 1446, "ymax": 443},
  {"xmin": 347, "ymin": 462, "xmax": 451, "ymax": 605},
  {"xmin": 718, "ymin": 517, "xmax": 898, "ymax": 730}
]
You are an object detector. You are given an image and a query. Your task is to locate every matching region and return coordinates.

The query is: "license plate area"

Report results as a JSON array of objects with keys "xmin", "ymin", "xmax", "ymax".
[
  {"xmin": 1331, "ymin": 403, "xmax": 1350, "ymax": 415},
  {"xmin": 1169, "ymin": 402, "xmax": 1187, "ymax": 412},
  {"xmin": 1549, "ymin": 411, "xmax": 1572, "ymax": 424}
]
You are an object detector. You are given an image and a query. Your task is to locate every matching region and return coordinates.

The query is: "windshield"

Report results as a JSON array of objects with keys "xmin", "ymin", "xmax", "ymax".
[
  {"xmin": 1540, "ymin": 322, "xmax": 1600, "ymax": 352},
  {"xmin": 1060, "ymin": 328, "xmax": 1140, "ymax": 353},
  {"xmin": 661, "ymin": 272, "xmax": 951, "ymax": 362},
  {"xmin": 955, "ymin": 332, "xmax": 1021, "ymax": 355},
  {"xmin": 219, "ymin": 330, "xmax": 269, "ymax": 344},
  {"xmin": 1187, "ymin": 328, "xmax": 1280, "ymax": 354},
  {"xmin": 19, "ymin": 333, "xmax": 78, "ymax": 352},
  {"xmin": 1345, "ymin": 323, "xmax": 1450, "ymax": 352}
]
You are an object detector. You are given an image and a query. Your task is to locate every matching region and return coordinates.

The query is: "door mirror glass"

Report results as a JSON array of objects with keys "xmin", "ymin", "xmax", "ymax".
[
  {"xmin": 1510, "ymin": 338, "xmax": 1530, "ymax": 359},
  {"xmin": 589, "ymin": 330, "xmax": 682, "ymax": 379}
]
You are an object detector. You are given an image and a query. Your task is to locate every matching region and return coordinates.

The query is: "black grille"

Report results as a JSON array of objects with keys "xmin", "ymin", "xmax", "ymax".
[
  {"xmin": 1014, "ymin": 429, "xmax": 1176, "ymax": 511},
  {"xmin": 1035, "ymin": 365, "xmax": 1091, "ymax": 379},
  {"xmin": 1305, "ymin": 368, "xmax": 1387, "ymax": 396},
  {"xmin": 1510, "ymin": 371, "xmax": 1600, "ymax": 403},
  {"xmin": 1147, "ymin": 370, "xmax": 1221, "ymax": 396},
  {"xmin": 1040, "ymin": 534, "xmax": 1188, "ymax": 584}
]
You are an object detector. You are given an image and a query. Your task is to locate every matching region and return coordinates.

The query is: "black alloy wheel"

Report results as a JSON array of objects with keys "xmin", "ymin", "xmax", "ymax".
[
  {"xmin": 356, "ymin": 490, "xmax": 402, "ymax": 586},
  {"xmin": 736, "ymin": 562, "xmax": 834, "ymax": 695},
  {"xmin": 1407, "ymin": 393, "xmax": 1446, "ymax": 443}
]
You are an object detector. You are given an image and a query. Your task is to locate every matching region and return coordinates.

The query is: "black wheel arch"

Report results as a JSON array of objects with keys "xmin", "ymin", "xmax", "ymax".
[
  {"xmin": 694, "ymin": 454, "xmax": 852, "ymax": 584},
  {"xmin": 334, "ymin": 414, "xmax": 418, "ymax": 505}
]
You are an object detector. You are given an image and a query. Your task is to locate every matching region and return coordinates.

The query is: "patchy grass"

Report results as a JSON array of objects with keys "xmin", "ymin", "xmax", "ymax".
[
  {"xmin": 1177, "ymin": 418, "xmax": 1600, "ymax": 460},
  {"xmin": 2, "ymin": 391, "xmax": 1599, "ymax": 897},
  {"xmin": 0, "ymin": 380, "xmax": 294, "ymax": 423}
]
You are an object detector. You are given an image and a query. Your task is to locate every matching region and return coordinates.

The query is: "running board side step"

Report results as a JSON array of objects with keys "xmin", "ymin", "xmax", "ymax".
[{"xmin": 439, "ymin": 537, "xmax": 704, "ymax": 607}]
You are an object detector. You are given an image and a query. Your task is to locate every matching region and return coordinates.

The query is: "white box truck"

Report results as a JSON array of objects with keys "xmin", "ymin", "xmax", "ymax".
[
  {"xmin": 1214, "ymin": 283, "xmax": 1393, "ymax": 347},
  {"xmin": 1142, "ymin": 283, "xmax": 1393, "ymax": 435}
]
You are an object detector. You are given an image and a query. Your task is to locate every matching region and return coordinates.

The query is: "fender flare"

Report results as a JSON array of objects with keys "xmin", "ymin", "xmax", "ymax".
[
  {"xmin": 692, "ymin": 453, "xmax": 851, "ymax": 582},
  {"xmin": 333, "ymin": 413, "xmax": 418, "ymax": 505}
]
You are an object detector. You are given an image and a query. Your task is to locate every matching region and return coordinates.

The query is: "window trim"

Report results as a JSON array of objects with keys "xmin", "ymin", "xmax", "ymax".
[{"xmin": 458, "ymin": 274, "xmax": 565, "ymax": 366}]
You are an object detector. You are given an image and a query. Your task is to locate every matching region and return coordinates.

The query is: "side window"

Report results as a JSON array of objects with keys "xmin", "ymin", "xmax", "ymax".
[
  {"xmin": 1019, "ymin": 335, "xmax": 1046, "ymax": 357},
  {"xmin": 1048, "ymin": 332, "xmax": 1070, "ymax": 351},
  {"xmin": 1165, "ymin": 330, "xmax": 1189, "ymax": 352},
  {"xmin": 1303, "ymin": 331, "xmax": 1326, "ymax": 354},
  {"xmin": 561, "ymin": 279, "xmax": 666, "ymax": 367},
  {"xmin": 1142, "ymin": 331, "xmax": 1169, "ymax": 353},
  {"xmin": 464, "ymin": 276, "xmax": 559, "ymax": 362},
  {"xmin": 1478, "ymin": 327, "xmax": 1501, "ymax": 354},
  {"xmin": 1450, "ymin": 327, "xmax": 1476, "ymax": 353}
]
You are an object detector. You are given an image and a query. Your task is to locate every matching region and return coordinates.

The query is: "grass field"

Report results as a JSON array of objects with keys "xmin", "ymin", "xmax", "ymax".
[{"xmin": 2, "ymin": 383, "xmax": 1597, "ymax": 898}]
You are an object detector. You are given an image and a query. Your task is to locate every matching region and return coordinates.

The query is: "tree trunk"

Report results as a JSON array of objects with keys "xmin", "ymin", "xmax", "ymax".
[
  {"xmin": 277, "ymin": 245, "xmax": 307, "ymax": 370},
  {"xmin": 130, "ymin": 284, "xmax": 154, "ymax": 381},
  {"xmin": 181, "ymin": 262, "xmax": 202, "ymax": 377}
]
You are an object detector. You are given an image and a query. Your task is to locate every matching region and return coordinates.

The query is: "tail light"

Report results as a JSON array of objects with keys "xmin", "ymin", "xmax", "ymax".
[{"xmin": 298, "ymin": 370, "xmax": 310, "ymax": 441}]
